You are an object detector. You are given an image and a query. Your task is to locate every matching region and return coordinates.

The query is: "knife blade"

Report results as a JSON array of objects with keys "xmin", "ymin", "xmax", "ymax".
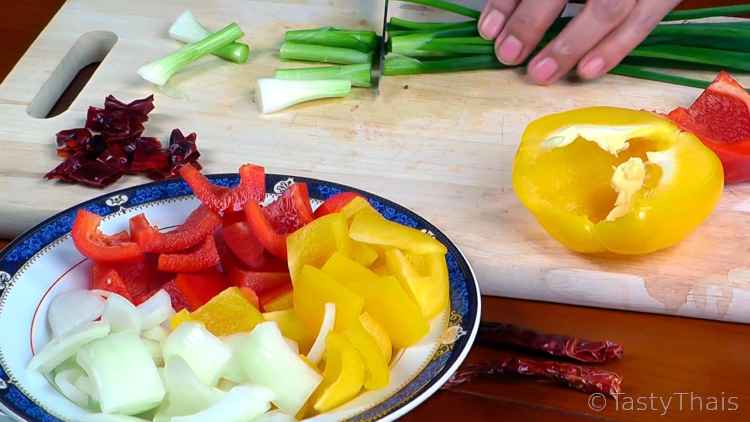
[{"xmin": 373, "ymin": 0, "xmax": 390, "ymax": 96}]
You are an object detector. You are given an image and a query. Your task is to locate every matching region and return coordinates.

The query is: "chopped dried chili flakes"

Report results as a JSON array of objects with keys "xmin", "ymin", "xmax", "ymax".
[{"xmin": 45, "ymin": 94, "xmax": 202, "ymax": 188}]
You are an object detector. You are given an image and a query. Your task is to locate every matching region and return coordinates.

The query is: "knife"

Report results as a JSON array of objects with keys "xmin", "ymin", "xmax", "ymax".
[{"xmin": 373, "ymin": 0, "xmax": 390, "ymax": 96}]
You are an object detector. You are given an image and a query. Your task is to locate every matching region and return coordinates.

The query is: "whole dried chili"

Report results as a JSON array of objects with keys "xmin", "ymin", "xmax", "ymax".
[
  {"xmin": 444, "ymin": 357, "xmax": 623, "ymax": 397},
  {"xmin": 477, "ymin": 322, "xmax": 624, "ymax": 363}
]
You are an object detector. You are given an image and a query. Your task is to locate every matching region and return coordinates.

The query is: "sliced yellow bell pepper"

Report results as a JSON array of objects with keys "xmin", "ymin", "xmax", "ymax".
[
  {"xmin": 350, "ymin": 241, "xmax": 379, "ymax": 267},
  {"xmin": 359, "ymin": 312, "xmax": 392, "ymax": 364},
  {"xmin": 287, "ymin": 213, "xmax": 352, "ymax": 284},
  {"xmin": 263, "ymin": 290, "xmax": 293, "ymax": 312},
  {"xmin": 185, "ymin": 287, "xmax": 264, "ymax": 336},
  {"xmin": 263, "ymin": 309, "xmax": 315, "ymax": 353},
  {"xmin": 349, "ymin": 210, "xmax": 447, "ymax": 255},
  {"xmin": 293, "ymin": 265, "xmax": 364, "ymax": 332},
  {"xmin": 339, "ymin": 196, "xmax": 378, "ymax": 222},
  {"xmin": 321, "ymin": 253, "xmax": 429, "ymax": 349},
  {"xmin": 513, "ymin": 107, "xmax": 724, "ymax": 255},
  {"xmin": 343, "ymin": 317, "xmax": 389, "ymax": 390},
  {"xmin": 385, "ymin": 249, "xmax": 449, "ymax": 319},
  {"xmin": 312, "ymin": 333, "xmax": 365, "ymax": 413}
]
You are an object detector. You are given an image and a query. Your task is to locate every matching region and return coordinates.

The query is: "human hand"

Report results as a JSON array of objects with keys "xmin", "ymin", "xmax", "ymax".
[{"xmin": 478, "ymin": 0, "xmax": 682, "ymax": 84}]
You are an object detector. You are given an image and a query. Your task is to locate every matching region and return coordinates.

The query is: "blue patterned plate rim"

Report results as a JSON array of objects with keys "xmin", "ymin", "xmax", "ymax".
[{"xmin": 0, "ymin": 173, "xmax": 481, "ymax": 422}]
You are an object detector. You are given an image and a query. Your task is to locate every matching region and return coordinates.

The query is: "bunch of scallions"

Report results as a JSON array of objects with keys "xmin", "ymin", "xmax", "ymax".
[
  {"xmin": 384, "ymin": 0, "xmax": 750, "ymax": 89},
  {"xmin": 255, "ymin": 28, "xmax": 379, "ymax": 113}
]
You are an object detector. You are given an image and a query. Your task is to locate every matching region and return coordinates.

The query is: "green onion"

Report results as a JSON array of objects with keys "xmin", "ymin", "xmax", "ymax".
[
  {"xmin": 384, "ymin": 54, "xmax": 507, "ymax": 75},
  {"xmin": 169, "ymin": 11, "xmax": 250, "ymax": 63},
  {"xmin": 398, "ymin": 0, "xmax": 481, "ymax": 19},
  {"xmin": 275, "ymin": 64, "xmax": 372, "ymax": 87},
  {"xmin": 255, "ymin": 79, "xmax": 352, "ymax": 114},
  {"xmin": 643, "ymin": 22, "xmax": 750, "ymax": 51},
  {"xmin": 629, "ymin": 44, "xmax": 750, "ymax": 72},
  {"xmin": 138, "ymin": 23, "xmax": 244, "ymax": 86},
  {"xmin": 279, "ymin": 41, "xmax": 372, "ymax": 64},
  {"xmin": 609, "ymin": 64, "xmax": 712, "ymax": 89},
  {"xmin": 387, "ymin": 17, "xmax": 477, "ymax": 31},
  {"xmin": 388, "ymin": 26, "xmax": 479, "ymax": 38},
  {"xmin": 390, "ymin": 34, "xmax": 494, "ymax": 57},
  {"xmin": 663, "ymin": 4, "xmax": 750, "ymax": 21},
  {"xmin": 284, "ymin": 27, "xmax": 377, "ymax": 53}
]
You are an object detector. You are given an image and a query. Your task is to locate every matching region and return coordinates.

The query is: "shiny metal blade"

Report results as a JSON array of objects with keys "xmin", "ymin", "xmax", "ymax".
[{"xmin": 373, "ymin": 0, "xmax": 390, "ymax": 96}]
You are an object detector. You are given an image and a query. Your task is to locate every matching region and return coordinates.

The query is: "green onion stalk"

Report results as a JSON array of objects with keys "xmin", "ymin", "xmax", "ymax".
[
  {"xmin": 275, "ymin": 64, "xmax": 373, "ymax": 87},
  {"xmin": 168, "ymin": 11, "xmax": 250, "ymax": 63},
  {"xmin": 279, "ymin": 42, "xmax": 373, "ymax": 64},
  {"xmin": 284, "ymin": 27, "xmax": 378, "ymax": 53}
]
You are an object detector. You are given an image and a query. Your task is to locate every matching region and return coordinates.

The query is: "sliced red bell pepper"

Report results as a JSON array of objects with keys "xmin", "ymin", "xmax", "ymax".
[
  {"xmin": 222, "ymin": 210, "xmax": 247, "ymax": 227},
  {"xmin": 92, "ymin": 255, "xmax": 171, "ymax": 304},
  {"xmin": 244, "ymin": 202, "xmax": 287, "ymax": 260},
  {"xmin": 667, "ymin": 71, "xmax": 750, "ymax": 183},
  {"xmin": 72, "ymin": 210, "xmax": 143, "ymax": 263},
  {"xmin": 130, "ymin": 206, "xmax": 222, "ymax": 253},
  {"xmin": 228, "ymin": 267, "xmax": 291, "ymax": 294},
  {"xmin": 90, "ymin": 266, "xmax": 133, "ymax": 302},
  {"xmin": 179, "ymin": 163, "xmax": 265, "ymax": 215},
  {"xmin": 173, "ymin": 267, "xmax": 230, "ymax": 311},
  {"xmin": 313, "ymin": 192, "xmax": 362, "ymax": 218},
  {"xmin": 221, "ymin": 221, "xmax": 265, "ymax": 268},
  {"xmin": 258, "ymin": 281, "xmax": 293, "ymax": 311},
  {"xmin": 162, "ymin": 279, "xmax": 189, "ymax": 311},
  {"xmin": 157, "ymin": 235, "xmax": 221, "ymax": 273},
  {"xmin": 263, "ymin": 183, "xmax": 314, "ymax": 234}
]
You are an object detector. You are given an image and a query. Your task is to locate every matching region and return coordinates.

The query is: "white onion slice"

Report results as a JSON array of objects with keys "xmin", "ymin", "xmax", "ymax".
[
  {"xmin": 48, "ymin": 290, "xmax": 106, "ymax": 338},
  {"xmin": 28, "ymin": 321, "xmax": 110, "ymax": 373},
  {"xmin": 142, "ymin": 338, "xmax": 164, "ymax": 367},
  {"xmin": 142, "ymin": 325, "xmax": 169, "ymax": 343},
  {"xmin": 163, "ymin": 322, "xmax": 232, "ymax": 386},
  {"xmin": 138, "ymin": 290, "xmax": 175, "ymax": 330},
  {"xmin": 79, "ymin": 414, "xmax": 150, "ymax": 421},
  {"xmin": 285, "ymin": 338, "xmax": 300, "ymax": 355},
  {"xmin": 54, "ymin": 367, "xmax": 89, "ymax": 408},
  {"xmin": 102, "ymin": 293, "xmax": 142, "ymax": 334},
  {"xmin": 253, "ymin": 410, "xmax": 298, "ymax": 422},
  {"xmin": 220, "ymin": 333, "xmax": 250, "ymax": 384},
  {"xmin": 159, "ymin": 355, "xmax": 225, "ymax": 417},
  {"xmin": 172, "ymin": 385, "xmax": 274, "ymax": 422},
  {"xmin": 306, "ymin": 302, "xmax": 336, "ymax": 365},
  {"xmin": 74, "ymin": 374, "xmax": 98, "ymax": 402}
]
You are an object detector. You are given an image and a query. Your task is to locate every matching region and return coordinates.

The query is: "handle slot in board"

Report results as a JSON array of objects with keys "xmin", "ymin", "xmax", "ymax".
[{"xmin": 27, "ymin": 30, "xmax": 117, "ymax": 119}]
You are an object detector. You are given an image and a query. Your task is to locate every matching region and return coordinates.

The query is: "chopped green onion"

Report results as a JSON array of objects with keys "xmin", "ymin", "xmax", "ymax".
[
  {"xmin": 255, "ymin": 79, "xmax": 352, "ymax": 114},
  {"xmin": 138, "ymin": 23, "xmax": 244, "ymax": 86},
  {"xmin": 629, "ymin": 44, "xmax": 750, "ymax": 72},
  {"xmin": 169, "ymin": 11, "xmax": 250, "ymax": 63},
  {"xmin": 383, "ymin": 54, "xmax": 507, "ymax": 75},
  {"xmin": 388, "ymin": 26, "xmax": 479, "ymax": 38},
  {"xmin": 609, "ymin": 64, "xmax": 712, "ymax": 89},
  {"xmin": 279, "ymin": 41, "xmax": 372, "ymax": 64},
  {"xmin": 398, "ymin": 0, "xmax": 481, "ymax": 19},
  {"xmin": 664, "ymin": 4, "xmax": 750, "ymax": 21},
  {"xmin": 387, "ymin": 17, "xmax": 477, "ymax": 31},
  {"xmin": 275, "ymin": 64, "xmax": 372, "ymax": 87},
  {"xmin": 390, "ymin": 34, "xmax": 494, "ymax": 57},
  {"xmin": 285, "ymin": 27, "xmax": 377, "ymax": 53}
]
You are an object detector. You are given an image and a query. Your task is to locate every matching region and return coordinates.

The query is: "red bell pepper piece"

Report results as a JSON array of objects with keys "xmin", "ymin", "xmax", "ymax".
[
  {"xmin": 244, "ymin": 202, "xmax": 287, "ymax": 260},
  {"xmin": 179, "ymin": 163, "xmax": 265, "ymax": 214},
  {"xmin": 264, "ymin": 183, "xmax": 314, "ymax": 234},
  {"xmin": 228, "ymin": 267, "xmax": 292, "ymax": 294},
  {"xmin": 72, "ymin": 210, "xmax": 142, "ymax": 263},
  {"xmin": 130, "ymin": 206, "xmax": 222, "ymax": 253},
  {"xmin": 173, "ymin": 268, "xmax": 230, "ymax": 311},
  {"xmin": 162, "ymin": 279, "xmax": 189, "ymax": 311},
  {"xmin": 90, "ymin": 266, "xmax": 133, "ymax": 302},
  {"xmin": 313, "ymin": 192, "xmax": 362, "ymax": 218},
  {"xmin": 667, "ymin": 71, "xmax": 750, "ymax": 183},
  {"xmin": 221, "ymin": 221, "xmax": 265, "ymax": 268},
  {"xmin": 92, "ymin": 255, "xmax": 171, "ymax": 304},
  {"xmin": 157, "ymin": 235, "xmax": 221, "ymax": 273}
]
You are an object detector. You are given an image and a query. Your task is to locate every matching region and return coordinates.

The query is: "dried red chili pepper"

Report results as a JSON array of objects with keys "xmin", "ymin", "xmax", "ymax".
[
  {"xmin": 166, "ymin": 129, "xmax": 201, "ymax": 176},
  {"xmin": 477, "ymin": 322, "xmax": 624, "ymax": 363},
  {"xmin": 444, "ymin": 357, "xmax": 623, "ymax": 397}
]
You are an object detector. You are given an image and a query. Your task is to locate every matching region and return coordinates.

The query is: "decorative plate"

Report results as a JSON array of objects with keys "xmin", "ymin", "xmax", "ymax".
[{"xmin": 0, "ymin": 173, "xmax": 481, "ymax": 422}]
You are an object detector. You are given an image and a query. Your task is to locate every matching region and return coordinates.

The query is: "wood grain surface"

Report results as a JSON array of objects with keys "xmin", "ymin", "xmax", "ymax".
[{"xmin": 2, "ymin": 2, "xmax": 750, "ymax": 421}]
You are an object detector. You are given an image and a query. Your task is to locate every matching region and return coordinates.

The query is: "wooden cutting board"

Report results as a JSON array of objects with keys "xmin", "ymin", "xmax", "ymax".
[{"xmin": 2, "ymin": 0, "xmax": 750, "ymax": 323}]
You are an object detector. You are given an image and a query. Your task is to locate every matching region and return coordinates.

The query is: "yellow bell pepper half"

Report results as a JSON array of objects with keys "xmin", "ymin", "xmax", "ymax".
[{"xmin": 513, "ymin": 107, "xmax": 724, "ymax": 255}]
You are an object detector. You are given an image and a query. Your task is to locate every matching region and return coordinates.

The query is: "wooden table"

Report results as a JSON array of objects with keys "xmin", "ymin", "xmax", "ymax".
[{"xmin": 2, "ymin": 1, "xmax": 749, "ymax": 421}]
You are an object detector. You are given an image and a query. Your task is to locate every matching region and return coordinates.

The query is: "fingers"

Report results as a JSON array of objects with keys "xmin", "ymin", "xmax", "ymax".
[
  {"xmin": 494, "ymin": 0, "xmax": 568, "ymax": 65},
  {"xmin": 478, "ymin": 0, "xmax": 519, "ymax": 40},
  {"xmin": 577, "ymin": 0, "xmax": 683, "ymax": 80},
  {"xmin": 526, "ymin": 0, "xmax": 637, "ymax": 84}
]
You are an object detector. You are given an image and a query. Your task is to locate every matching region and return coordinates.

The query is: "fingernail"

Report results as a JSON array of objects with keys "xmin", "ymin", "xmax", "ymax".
[
  {"xmin": 580, "ymin": 57, "xmax": 605, "ymax": 79},
  {"xmin": 530, "ymin": 57, "xmax": 559, "ymax": 83},
  {"xmin": 498, "ymin": 35, "xmax": 523, "ymax": 64},
  {"xmin": 479, "ymin": 9, "xmax": 505, "ymax": 40}
]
